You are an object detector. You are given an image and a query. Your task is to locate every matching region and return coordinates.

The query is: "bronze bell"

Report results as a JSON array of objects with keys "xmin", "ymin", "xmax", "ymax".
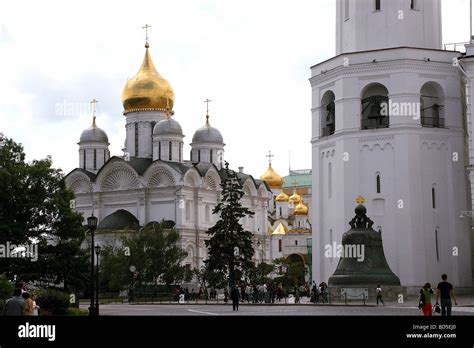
[{"xmin": 328, "ymin": 203, "xmax": 401, "ymax": 286}]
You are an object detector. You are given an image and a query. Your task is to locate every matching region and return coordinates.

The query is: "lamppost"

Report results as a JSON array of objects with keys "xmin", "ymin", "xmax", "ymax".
[
  {"xmin": 95, "ymin": 244, "xmax": 101, "ymax": 315},
  {"xmin": 87, "ymin": 214, "xmax": 98, "ymax": 316}
]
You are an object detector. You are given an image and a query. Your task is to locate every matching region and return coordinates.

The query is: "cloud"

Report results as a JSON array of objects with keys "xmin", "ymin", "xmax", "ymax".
[{"xmin": 0, "ymin": 0, "xmax": 470, "ymax": 178}]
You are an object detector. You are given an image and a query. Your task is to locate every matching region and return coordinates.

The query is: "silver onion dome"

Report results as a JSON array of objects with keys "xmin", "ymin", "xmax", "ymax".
[{"xmin": 153, "ymin": 118, "xmax": 183, "ymax": 136}]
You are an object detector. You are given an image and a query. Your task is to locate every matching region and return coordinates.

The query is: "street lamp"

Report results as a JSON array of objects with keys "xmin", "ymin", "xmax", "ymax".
[
  {"xmin": 95, "ymin": 244, "xmax": 101, "ymax": 315},
  {"xmin": 87, "ymin": 214, "xmax": 98, "ymax": 316}
]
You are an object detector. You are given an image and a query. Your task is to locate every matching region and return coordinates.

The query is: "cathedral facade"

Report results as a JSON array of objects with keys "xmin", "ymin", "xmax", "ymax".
[
  {"xmin": 65, "ymin": 41, "xmax": 271, "ymax": 270},
  {"xmin": 311, "ymin": 0, "xmax": 473, "ymax": 289}
]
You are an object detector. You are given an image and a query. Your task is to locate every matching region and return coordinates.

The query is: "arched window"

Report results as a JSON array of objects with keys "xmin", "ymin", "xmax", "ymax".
[
  {"xmin": 328, "ymin": 162, "xmax": 333, "ymax": 198},
  {"xmin": 205, "ymin": 205, "xmax": 210, "ymax": 223},
  {"xmin": 279, "ymin": 207, "xmax": 282, "ymax": 217},
  {"xmin": 278, "ymin": 239, "xmax": 282, "ymax": 252},
  {"xmin": 186, "ymin": 202, "xmax": 191, "ymax": 221},
  {"xmin": 134, "ymin": 123, "xmax": 139, "ymax": 156},
  {"xmin": 344, "ymin": 0, "xmax": 349, "ymax": 20},
  {"xmin": 82, "ymin": 150, "xmax": 86, "ymax": 170},
  {"xmin": 410, "ymin": 0, "xmax": 417, "ymax": 10},
  {"xmin": 93, "ymin": 149, "xmax": 97, "ymax": 170},
  {"xmin": 295, "ymin": 240, "xmax": 298, "ymax": 246},
  {"xmin": 376, "ymin": 172, "xmax": 381, "ymax": 194},
  {"xmin": 169, "ymin": 141, "xmax": 172, "ymax": 161},
  {"xmin": 321, "ymin": 91, "xmax": 336, "ymax": 137},
  {"xmin": 435, "ymin": 228, "xmax": 440, "ymax": 262},
  {"xmin": 421, "ymin": 82, "xmax": 445, "ymax": 128},
  {"xmin": 210, "ymin": 149, "xmax": 213, "ymax": 163},
  {"xmin": 375, "ymin": 0, "xmax": 381, "ymax": 11},
  {"xmin": 198, "ymin": 150, "xmax": 201, "ymax": 162},
  {"xmin": 432, "ymin": 186, "xmax": 436, "ymax": 209},
  {"xmin": 361, "ymin": 83, "xmax": 389, "ymax": 129},
  {"xmin": 158, "ymin": 142, "xmax": 161, "ymax": 160},
  {"xmin": 179, "ymin": 143, "xmax": 182, "ymax": 162}
]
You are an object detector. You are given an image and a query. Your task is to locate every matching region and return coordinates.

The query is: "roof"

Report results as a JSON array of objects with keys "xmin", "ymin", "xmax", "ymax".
[
  {"xmin": 272, "ymin": 222, "xmax": 288, "ymax": 235},
  {"xmin": 282, "ymin": 173, "xmax": 312, "ymax": 188},
  {"xmin": 97, "ymin": 209, "xmax": 140, "ymax": 231}
]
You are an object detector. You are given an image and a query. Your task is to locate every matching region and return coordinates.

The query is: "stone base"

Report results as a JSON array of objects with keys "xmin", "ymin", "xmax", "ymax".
[{"xmin": 328, "ymin": 285, "xmax": 408, "ymax": 304}]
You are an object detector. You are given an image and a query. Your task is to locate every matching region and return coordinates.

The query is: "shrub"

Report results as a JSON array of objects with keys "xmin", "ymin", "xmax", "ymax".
[
  {"xmin": 67, "ymin": 307, "xmax": 88, "ymax": 316},
  {"xmin": 0, "ymin": 274, "xmax": 15, "ymax": 307},
  {"xmin": 35, "ymin": 288, "xmax": 70, "ymax": 315}
]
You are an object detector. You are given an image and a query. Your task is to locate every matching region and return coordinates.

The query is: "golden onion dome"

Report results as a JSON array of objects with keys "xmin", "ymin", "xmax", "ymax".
[
  {"xmin": 121, "ymin": 43, "xmax": 174, "ymax": 114},
  {"xmin": 289, "ymin": 192, "xmax": 302, "ymax": 205},
  {"xmin": 260, "ymin": 164, "xmax": 283, "ymax": 189},
  {"xmin": 275, "ymin": 191, "xmax": 289, "ymax": 202},
  {"xmin": 293, "ymin": 201, "xmax": 309, "ymax": 216}
]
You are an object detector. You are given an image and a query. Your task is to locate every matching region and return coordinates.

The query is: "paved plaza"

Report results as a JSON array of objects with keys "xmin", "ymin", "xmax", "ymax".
[{"xmin": 87, "ymin": 299, "xmax": 474, "ymax": 316}]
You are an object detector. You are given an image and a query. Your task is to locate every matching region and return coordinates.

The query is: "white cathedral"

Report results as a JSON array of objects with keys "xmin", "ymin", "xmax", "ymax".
[
  {"xmin": 64, "ymin": 40, "xmax": 272, "ymax": 271},
  {"xmin": 312, "ymin": 0, "xmax": 474, "ymax": 291}
]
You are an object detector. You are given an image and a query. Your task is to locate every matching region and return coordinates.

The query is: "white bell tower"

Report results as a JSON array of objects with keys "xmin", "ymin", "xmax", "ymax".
[
  {"xmin": 311, "ymin": 0, "xmax": 472, "ymax": 290},
  {"xmin": 336, "ymin": 0, "xmax": 442, "ymax": 54}
]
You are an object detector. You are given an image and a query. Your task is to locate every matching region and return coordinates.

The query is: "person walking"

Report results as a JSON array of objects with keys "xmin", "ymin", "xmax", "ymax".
[
  {"xmin": 435, "ymin": 274, "xmax": 457, "ymax": 316},
  {"xmin": 376, "ymin": 285, "xmax": 384, "ymax": 306},
  {"xmin": 230, "ymin": 286, "xmax": 240, "ymax": 311},
  {"xmin": 419, "ymin": 283, "xmax": 434, "ymax": 317},
  {"xmin": 3, "ymin": 288, "xmax": 25, "ymax": 316}
]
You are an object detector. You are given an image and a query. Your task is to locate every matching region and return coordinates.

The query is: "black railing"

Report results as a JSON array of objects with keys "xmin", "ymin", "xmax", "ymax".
[
  {"xmin": 322, "ymin": 124, "xmax": 335, "ymax": 137},
  {"xmin": 361, "ymin": 116, "xmax": 389, "ymax": 130},
  {"xmin": 421, "ymin": 116, "xmax": 444, "ymax": 128}
]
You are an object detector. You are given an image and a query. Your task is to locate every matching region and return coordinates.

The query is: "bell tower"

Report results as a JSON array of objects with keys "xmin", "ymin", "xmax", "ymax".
[
  {"xmin": 312, "ymin": 0, "xmax": 472, "ymax": 289},
  {"xmin": 336, "ymin": 0, "xmax": 442, "ymax": 54}
]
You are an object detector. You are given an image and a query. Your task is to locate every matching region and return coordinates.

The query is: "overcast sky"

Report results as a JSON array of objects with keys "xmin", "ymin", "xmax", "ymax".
[{"xmin": 0, "ymin": 0, "xmax": 471, "ymax": 179}]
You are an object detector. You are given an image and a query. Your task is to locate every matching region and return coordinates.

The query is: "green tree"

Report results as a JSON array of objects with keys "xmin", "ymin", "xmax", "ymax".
[
  {"xmin": 99, "ymin": 222, "xmax": 188, "ymax": 292},
  {"xmin": 273, "ymin": 257, "xmax": 307, "ymax": 291},
  {"xmin": 98, "ymin": 244, "xmax": 129, "ymax": 293},
  {"xmin": 0, "ymin": 274, "xmax": 15, "ymax": 306},
  {"xmin": 0, "ymin": 137, "xmax": 89, "ymax": 293},
  {"xmin": 248, "ymin": 262, "xmax": 275, "ymax": 285},
  {"xmin": 205, "ymin": 162, "xmax": 255, "ymax": 288}
]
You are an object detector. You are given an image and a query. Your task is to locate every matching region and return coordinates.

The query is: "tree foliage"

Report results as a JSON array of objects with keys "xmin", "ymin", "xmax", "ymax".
[
  {"xmin": 99, "ymin": 222, "xmax": 188, "ymax": 292},
  {"xmin": 248, "ymin": 262, "xmax": 275, "ymax": 285},
  {"xmin": 205, "ymin": 162, "xmax": 255, "ymax": 288},
  {"xmin": 0, "ymin": 138, "xmax": 88, "ymax": 292},
  {"xmin": 272, "ymin": 257, "xmax": 307, "ymax": 290}
]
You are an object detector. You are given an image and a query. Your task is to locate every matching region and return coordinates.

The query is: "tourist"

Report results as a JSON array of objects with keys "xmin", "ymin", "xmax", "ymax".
[
  {"xmin": 231, "ymin": 286, "xmax": 240, "ymax": 311},
  {"xmin": 22, "ymin": 292, "xmax": 34, "ymax": 316},
  {"xmin": 3, "ymin": 288, "xmax": 25, "ymax": 316},
  {"xmin": 31, "ymin": 294, "xmax": 40, "ymax": 316},
  {"xmin": 376, "ymin": 285, "xmax": 384, "ymax": 306},
  {"xmin": 224, "ymin": 288, "xmax": 229, "ymax": 303},
  {"xmin": 435, "ymin": 274, "xmax": 457, "ymax": 316},
  {"xmin": 419, "ymin": 283, "xmax": 434, "ymax": 317}
]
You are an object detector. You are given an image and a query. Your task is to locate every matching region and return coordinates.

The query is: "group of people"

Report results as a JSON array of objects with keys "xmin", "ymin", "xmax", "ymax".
[
  {"xmin": 375, "ymin": 273, "xmax": 458, "ymax": 316},
  {"xmin": 309, "ymin": 282, "xmax": 329, "ymax": 304},
  {"xmin": 3, "ymin": 282, "xmax": 40, "ymax": 316},
  {"xmin": 224, "ymin": 283, "xmax": 282, "ymax": 304},
  {"xmin": 418, "ymin": 274, "xmax": 457, "ymax": 317}
]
